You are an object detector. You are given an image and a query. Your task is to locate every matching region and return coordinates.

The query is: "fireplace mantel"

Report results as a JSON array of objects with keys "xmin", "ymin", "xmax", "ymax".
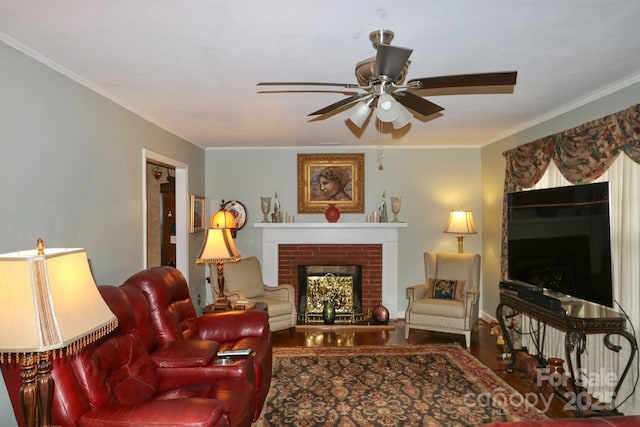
[{"xmin": 254, "ymin": 222, "xmax": 407, "ymax": 318}]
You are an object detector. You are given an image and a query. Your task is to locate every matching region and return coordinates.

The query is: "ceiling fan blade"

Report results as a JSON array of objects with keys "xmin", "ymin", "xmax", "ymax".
[
  {"xmin": 257, "ymin": 81, "xmax": 361, "ymax": 89},
  {"xmin": 374, "ymin": 44, "xmax": 413, "ymax": 81},
  {"xmin": 392, "ymin": 91, "xmax": 444, "ymax": 117},
  {"xmin": 408, "ymin": 71, "xmax": 517, "ymax": 90},
  {"xmin": 308, "ymin": 93, "xmax": 370, "ymax": 116}
]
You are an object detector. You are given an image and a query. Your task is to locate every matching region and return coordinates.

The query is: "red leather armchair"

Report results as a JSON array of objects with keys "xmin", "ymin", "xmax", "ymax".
[{"xmin": 122, "ymin": 266, "xmax": 272, "ymax": 421}]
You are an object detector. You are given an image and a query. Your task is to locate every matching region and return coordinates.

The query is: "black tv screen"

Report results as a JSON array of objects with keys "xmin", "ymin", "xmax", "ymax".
[{"xmin": 506, "ymin": 182, "xmax": 613, "ymax": 307}]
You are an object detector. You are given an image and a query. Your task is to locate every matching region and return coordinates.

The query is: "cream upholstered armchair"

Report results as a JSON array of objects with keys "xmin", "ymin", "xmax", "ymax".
[
  {"xmin": 220, "ymin": 256, "xmax": 297, "ymax": 332},
  {"xmin": 405, "ymin": 252, "xmax": 481, "ymax": 348}
]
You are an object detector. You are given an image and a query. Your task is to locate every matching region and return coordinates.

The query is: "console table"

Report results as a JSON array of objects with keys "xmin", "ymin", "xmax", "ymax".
[{"xmin": 497, "ymin": 289, "xmax": 637, "ymax": 416}]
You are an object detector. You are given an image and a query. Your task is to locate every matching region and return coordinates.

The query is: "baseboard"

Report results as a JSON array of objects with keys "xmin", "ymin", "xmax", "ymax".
[{"xmin": 480, "ymin": 310, "xmax": 496, "ymax": 324}]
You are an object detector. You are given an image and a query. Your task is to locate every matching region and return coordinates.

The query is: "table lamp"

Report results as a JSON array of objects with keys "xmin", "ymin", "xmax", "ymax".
[
  {"xmin": 0, "ymin": 239, "xmax": 118, "ymax": 427},
  {"xmin": 197, "ymin": 207, "xmax": 240, "ymax": 310},
  {"xmin": 444, "ymin": 210, "xmax": 477, "ymax": 253}
]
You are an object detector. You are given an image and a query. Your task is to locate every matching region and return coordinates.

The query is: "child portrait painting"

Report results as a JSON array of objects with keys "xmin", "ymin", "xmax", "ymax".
[{"xmin": 297, "ymin": 153, "xmax": 364, "ymax": 213}]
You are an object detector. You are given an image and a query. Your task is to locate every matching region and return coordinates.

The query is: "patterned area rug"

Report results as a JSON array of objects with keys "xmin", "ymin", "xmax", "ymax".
[{"xmin": 255, "ymin": 344, "xmax": 548, "ymax": 426}]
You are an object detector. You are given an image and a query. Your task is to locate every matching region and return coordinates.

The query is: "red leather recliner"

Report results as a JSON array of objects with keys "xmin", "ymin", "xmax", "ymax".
[
  {"xmin": 122, "ymin": 266, "xmax": 272, "ymax": 421},
  {"xmin": 1, "ymin": 285, "xmax": 256, "ymax": 427},
  {"xmin": 118, "ymin": 283, "xmax": 256, "ymax": 391},
  {"xmin": 98, "ymin": 285, "xmax": 255, "ymax": 427}
]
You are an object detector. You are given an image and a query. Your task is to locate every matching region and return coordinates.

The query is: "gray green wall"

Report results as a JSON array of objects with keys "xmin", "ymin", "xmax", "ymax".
[
  {"xmin": 0, "ymin": 41, "xmax": 207, "ymax": 424},
  {"xmin": 205, "ymin": 146, "xmax": 483, "ymax": 312}
]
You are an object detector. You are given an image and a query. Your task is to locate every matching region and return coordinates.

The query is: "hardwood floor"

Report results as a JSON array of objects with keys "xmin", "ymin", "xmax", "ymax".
[{"xmin": 272, "ymin": 319, "xmax": 575, "ymax": 419}]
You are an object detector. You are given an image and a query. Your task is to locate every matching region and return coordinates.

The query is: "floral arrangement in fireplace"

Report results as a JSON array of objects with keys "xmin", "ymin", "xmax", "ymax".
[{"xmin": 306, "ymin": 273, "xmax": 354, "ymax": 314}]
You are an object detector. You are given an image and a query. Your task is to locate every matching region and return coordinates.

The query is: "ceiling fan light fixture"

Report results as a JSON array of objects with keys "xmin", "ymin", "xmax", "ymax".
[
  {"xmin": 392, "ymin": 105, "xmax": 412, "ymax": 129},
  {"xmin": 348, "ymin": 99, "xmax": 374, "ymax": 128},
  {"xmin": 378, "ymin": 93, "xmax": 394, "ymax": 111},
  {"xmin": 376, "ymin": 93, "xmax": 402, "ymax": 122}
]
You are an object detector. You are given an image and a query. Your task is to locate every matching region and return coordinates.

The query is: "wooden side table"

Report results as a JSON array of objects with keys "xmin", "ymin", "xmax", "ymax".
[{"xmin": 203, "ymin": 301, "xmax": 268, "ymax": 314}]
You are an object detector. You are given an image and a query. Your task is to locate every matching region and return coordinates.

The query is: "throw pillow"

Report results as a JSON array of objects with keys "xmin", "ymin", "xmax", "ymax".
[
  {"xmin": 427, "ymin": 278, "xmax": 467, "ymax": 301},
  {"xmin": 432, "ymin": 278, "xmax": 457, "ymax": 299}
]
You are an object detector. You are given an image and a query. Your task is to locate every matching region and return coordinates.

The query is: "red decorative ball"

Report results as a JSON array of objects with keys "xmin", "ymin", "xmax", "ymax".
[{"xmin": 325, "ymin": 204, "xmax": 340, "ymax": 222}]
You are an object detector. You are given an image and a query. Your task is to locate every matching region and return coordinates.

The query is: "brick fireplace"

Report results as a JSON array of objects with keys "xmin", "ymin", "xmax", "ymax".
[
  {"xmin": 278, "ymin": 244, "xmax": 382, "ymax": 315},
  {"xmin": 254, "ymin": 222, "xmax": 406, "ymax": 318}
]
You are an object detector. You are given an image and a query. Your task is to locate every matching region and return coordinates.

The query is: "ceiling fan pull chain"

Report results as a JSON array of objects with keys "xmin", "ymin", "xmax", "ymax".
[
  {"xmin": 377, "ymin": 120, "xmax": 384, "ymax": 171},
  {"xmin": 377, "ymin": 145, "xmax": 384, "ymax": 171}
]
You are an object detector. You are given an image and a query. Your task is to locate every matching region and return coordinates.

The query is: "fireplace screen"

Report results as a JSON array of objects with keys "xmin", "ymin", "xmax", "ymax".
[
  {"xmin": 298, "ymin": 265, "xmax": 366, "ymax": 324},
  {"xmin": 306, "ymin": 273, "xmax": 354, "ymax": 314}
]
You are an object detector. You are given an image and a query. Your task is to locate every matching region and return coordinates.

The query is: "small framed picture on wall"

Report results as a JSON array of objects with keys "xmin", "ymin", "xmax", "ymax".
[{"xmin": 190, "ymin": 195, "xmax": 205, "ymax": 233}]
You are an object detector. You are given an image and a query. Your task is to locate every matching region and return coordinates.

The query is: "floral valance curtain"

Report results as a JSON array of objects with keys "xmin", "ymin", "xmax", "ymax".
[{"xmin": 501, "ymin": 104, "xmax": 640, "ymax": 277}]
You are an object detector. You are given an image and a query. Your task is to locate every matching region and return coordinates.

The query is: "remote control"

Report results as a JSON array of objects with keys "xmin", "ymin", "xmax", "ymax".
[{"xmin": 217, "ymin": 348, "xmax": 253, "ymax": 357}]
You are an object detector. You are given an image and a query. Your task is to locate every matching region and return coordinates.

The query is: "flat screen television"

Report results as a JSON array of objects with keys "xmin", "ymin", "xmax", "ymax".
[{"xmin": 506, "ymin": 182, "xmax": 613, "ymax": 307}]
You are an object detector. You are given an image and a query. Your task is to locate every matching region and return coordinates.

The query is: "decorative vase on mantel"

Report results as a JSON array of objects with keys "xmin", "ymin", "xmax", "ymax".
[{"xmin": 325, "ymin": 204, "xmax": 340, "ymax": 223}]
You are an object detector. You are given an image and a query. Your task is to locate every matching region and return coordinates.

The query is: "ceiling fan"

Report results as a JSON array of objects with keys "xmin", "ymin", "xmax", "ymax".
[{"xmin": 257, "ymin": 29, "xmax": 517, "ymax": 129}]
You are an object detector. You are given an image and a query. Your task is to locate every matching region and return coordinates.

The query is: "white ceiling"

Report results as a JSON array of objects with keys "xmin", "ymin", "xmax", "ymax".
[{"xmin": 2, "ymin": 1, "xmax": 640, "ymax": 149}]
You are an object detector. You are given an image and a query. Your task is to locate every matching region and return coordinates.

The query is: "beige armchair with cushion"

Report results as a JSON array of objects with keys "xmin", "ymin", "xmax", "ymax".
[
  {"xmin": 220, "ymin": 256, "xmax": 297, "ymax": 332},
  {"xmin": 405, "ymin": 252, "xmax": 481, "ymax": 348}
]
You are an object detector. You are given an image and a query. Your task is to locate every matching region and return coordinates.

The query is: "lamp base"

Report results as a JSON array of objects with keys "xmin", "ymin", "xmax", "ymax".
[
  {"xmin": 19, "ymin": 354, "xmax": 37, "ymax": 427},
  {"xmin": 212, "ymin": 297, "xmax": 229, "ymax": 310}
]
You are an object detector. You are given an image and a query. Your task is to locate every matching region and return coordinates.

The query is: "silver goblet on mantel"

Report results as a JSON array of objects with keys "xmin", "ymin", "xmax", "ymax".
[
  {"xmin": 260, "ymin": 197, "xmax": 271, "ymax": 223},
  {"xmin": 391, "ymin": 196, "xmax": 402, "ymax": 222}
]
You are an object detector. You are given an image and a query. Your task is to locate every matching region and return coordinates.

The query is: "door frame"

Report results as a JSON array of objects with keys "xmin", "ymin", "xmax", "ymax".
[{"xmin": 143, "ymin": 149, "xmax": 189, "ymax": 281}]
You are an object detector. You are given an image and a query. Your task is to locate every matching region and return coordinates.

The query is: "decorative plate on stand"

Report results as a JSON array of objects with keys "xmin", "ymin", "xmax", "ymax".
[{"xmin": 223, "ymin": 200, "xmax": 247, "ymax": 231}]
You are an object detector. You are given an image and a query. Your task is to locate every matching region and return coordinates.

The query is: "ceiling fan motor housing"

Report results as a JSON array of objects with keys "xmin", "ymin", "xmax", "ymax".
[
  {"xmin": 355, "ymin": 57, "xmax": 409, "ymax": 87},
  {"xmin": 369, "ymin": 29, "xmax": 394, "ymax": 48}
]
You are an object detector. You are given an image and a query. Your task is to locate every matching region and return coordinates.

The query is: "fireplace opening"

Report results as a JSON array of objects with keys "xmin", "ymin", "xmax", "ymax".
[{"xmin": 297, "ymin": 265, "xmax": 370, "ymax": 324}]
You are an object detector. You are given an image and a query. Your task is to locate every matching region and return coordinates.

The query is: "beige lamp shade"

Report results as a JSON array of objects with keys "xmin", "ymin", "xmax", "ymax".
[
  {"xmin": 209, "ymin": 209, "xmax": 237, "ymax": 229},
  {"xmin": 196, "ymin": 228, "xmax": 240, "ymax": 264},
  {"xmin": 444, "ymin": 210, "xmax": 478, "ymax": 235},
  {"xmin": 197, "ymin": 217, "xmax": 241, "ymax": 310},
  {"xmin": 444, "ymin": 210, "xmax": 477, "ymax": 253},
  {"xmin": 0, "ymin": 247, "xmax": 118, "ymax": 359}
]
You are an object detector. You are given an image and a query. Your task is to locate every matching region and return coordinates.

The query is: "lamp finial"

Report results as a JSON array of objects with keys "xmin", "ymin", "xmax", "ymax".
[{"xmin": 36, "ymin": 238, "xmax": 45, "ymax": 255}]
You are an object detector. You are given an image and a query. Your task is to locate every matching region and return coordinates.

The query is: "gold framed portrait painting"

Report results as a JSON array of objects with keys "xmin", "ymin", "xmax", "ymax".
[{"xmin": 297, "ymin": 153, "xmax": 364, "ymax": 213}]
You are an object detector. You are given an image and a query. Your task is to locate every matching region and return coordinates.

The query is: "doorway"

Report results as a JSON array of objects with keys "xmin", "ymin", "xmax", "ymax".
[
  {"xmin": 143, "ymin": 149, "xmax": 189, "ymax": 280},
  {"xmin": 146, "ymin": 162, "xmax": 176, "ymax": 267}
]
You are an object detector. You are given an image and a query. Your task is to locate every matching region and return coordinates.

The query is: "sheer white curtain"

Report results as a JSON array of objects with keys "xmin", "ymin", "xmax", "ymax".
[{"xmin": 520, "ymin": 155, "xmax": 640, "ymax": 414}]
